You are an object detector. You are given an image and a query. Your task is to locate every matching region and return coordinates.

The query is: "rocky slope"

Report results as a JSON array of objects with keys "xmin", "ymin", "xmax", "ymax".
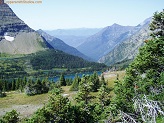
[
  {"xmin": 37, "ymin": 30, "xmax": 92, "ymax": 61},
  {"xmin": 98, "ymin": 18, "xmax": 151, "ymax": 66},
  {"xmin": 0, "ymin": 3, "xmax": 49, "ymax": 54},
  {"xmin": 77, "ymin": 24, "xmax": 135, "ymax": 61}
]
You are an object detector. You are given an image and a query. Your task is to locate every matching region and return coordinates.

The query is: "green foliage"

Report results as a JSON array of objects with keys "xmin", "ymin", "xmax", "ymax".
[
  {"xmin": 97, "ymin": 84, "xmax": 111, "ymax": 108},
  {"xmin": 75, "ymin": 75, "xmax": 93, "ymax": 104},
  {"xmin": 59, "ymin": 73, "xmax": 66, "ymax": 86},
  {"xmin": 65, "ymin": 78, "xmax": 73, "ymax": 86},
  {"xmin": 150, "ymin": 10, "xmax": 164, "ymax": 38},
  {"xmin": 24, "ymin": 78, "xmax": 50, "ymax": 96},
  {"xmin": 26, "ymin": 87, "xmax": 75, "ymax": 123},
  {"xmin": 90, "ymin": 72, "xmax": 101, "ymax": 92},
  {"xmin": 0, "ymin": 110, "xmax": 19, "ymax": 123},
  {"xmin": 0, "ymin": 57, "xmax": 28, "ymax": 79},
  {"xmin": 109, "ymin": 10, "xmax": 164, "ymax": 122},
  {"xmin": 70, "ymin": 74, "xmax": 81, "ymax": 91},
  {"xmin": 30, "ymin": 49, "xmax": 106, "ymax": 70}
]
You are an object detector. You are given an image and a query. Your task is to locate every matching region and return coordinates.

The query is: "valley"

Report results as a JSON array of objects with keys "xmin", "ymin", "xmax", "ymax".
[{"xmin": 0, "ymin": 1, "xmax": 163, "ymax": 123}]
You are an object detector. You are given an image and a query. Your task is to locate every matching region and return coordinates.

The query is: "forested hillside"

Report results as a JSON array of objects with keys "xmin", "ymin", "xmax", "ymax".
[{"xmin": 30, "ymin": 49, "xmax": 106, "ymax": 70}]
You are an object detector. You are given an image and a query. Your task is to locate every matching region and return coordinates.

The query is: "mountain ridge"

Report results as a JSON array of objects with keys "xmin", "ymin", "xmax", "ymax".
[
  {"xmin": 77, "ymin": 24, "xmax": 135, "ymax": 60},
  {"xmin": 37, "ymin": 29, "xmax": 92, "ymax": 61},
  {"xmin": 98, "ymin": 18, "xmax": 151, "ymax": 65}
]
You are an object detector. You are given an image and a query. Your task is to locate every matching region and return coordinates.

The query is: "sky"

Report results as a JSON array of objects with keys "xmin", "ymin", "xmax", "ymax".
[{"xmin": 8, "ymin": 0, "xmax": 164, "ymax": 30}]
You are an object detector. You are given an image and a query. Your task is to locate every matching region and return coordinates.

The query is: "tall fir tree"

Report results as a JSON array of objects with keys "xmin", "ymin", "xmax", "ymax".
[
  {"xmin": 59, "ymin": 73, "xmax": 66, "ymax": 86},
  {"xmin": 70, "ymin": 74, "xmax": 81, "ymax": 91}
]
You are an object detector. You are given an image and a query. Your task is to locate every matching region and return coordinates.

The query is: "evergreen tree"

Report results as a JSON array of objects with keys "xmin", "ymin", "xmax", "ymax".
[
  {"xmin": 90, "ymin": 72, "xmax": 100, "ymax": 92},
  {"xmin": 15, "ymin": 78, "xmax": 20, "ymax": 90},
  {"xmin": 11, "ymin": 79, "xmax": 16, "ymax": 90},
  {"xmin": 111, "ymin": 10, "xmax": 164, "ymax": 122},
  {"xmin": 150, "ymin": 10, "xmax": 164, "ymax": 38},
  {"xmin": 59, "ymin": 73, "xmax": 66, "ymax": 86},
  {"xmin": 97, "ymin": 84, "xmax": 111, "ymax": 108},
  {"xmin": 70, "ymin": 74, "xmax": 81, "ymax": 91},
  {"xmin": 75, "ymin": 75, "xmax": 93, "ymax": 104},
  {"xmin": 100, "ymin": 74, "xmax": 106, "ymax": 85}
]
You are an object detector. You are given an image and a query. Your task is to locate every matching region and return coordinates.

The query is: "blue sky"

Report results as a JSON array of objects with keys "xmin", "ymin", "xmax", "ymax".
[{"xmin": 9, "ymin": 0, "xmax": 164, "ymax": 30}]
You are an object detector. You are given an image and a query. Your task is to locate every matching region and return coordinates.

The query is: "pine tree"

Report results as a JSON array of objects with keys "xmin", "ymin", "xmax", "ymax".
[
  {"xmin": 70, "ymin": 74, "xmax": 81, "ymax": 91},
  {"xmin": 90, "ymin": 72, "xmax": 100, "ymax": 92},
  {"xmin": 75, "ymin": 75, "xmax": 93, "ymax": 104},
  {"xmin": 100, "ymin": 74, "xmax": 106, "ymax": 85},
  {"xmin": 15, "ymin": 78, "xmax": 20, "ymax": 90},
  {"xmin": 111, "ymin": 10, "xmax": 164, "ymax": 122},
  {"xmin": 97, "ymin": 84, "xmax": 111, "ymax": 108},
  {"xmin": 59, "ymin": 73, "xmax": 66, "ymax": 86},
  {"xmin": 150, "ymin": 10, "xmax": 164, "ymax": 38},
  {"xmin": 11, "ymin": 79, "xmax": 16, "ymax": 90}
]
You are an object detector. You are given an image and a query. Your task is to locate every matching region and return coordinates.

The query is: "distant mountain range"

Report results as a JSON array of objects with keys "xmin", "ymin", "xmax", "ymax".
[
  {"xmin": 98, "ymin": 18, "xmax": 151, "ymax": 66},
  {"xmin": 37, "ymin": 29, "xmax": 91, "ymax": 61},
  {"xmin": 77, "ymin": 24, "xmax": 135, "ymax": 60},
  {"xmin": 76, "ymin": 18, "xmax": 151, "ymax": 64},
  {"xmin": 0, "ymin": 3, "xmax": 152, "ymax": 67},
  {"xmin": 45, "ymin": 28, "xmax": 102, "ymax": 47}
]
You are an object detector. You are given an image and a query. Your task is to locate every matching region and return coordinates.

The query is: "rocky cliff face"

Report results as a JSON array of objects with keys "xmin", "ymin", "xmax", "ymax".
[
  {"xmin": 0, "ymin": 3, "xmax": 48, "ymax": 54},
  {"xmin": 98, "ymin": 18, "xmax": 151, "ymax": 66}
]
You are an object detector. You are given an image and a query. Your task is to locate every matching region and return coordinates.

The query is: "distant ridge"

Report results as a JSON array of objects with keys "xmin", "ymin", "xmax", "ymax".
[
  {"xmin": 37, "ymin": 29, "xmax": 92, "ymax": 61},
  {"xmin": 77, "ymin": 23, "xmax": 135, "ymax": 60}
]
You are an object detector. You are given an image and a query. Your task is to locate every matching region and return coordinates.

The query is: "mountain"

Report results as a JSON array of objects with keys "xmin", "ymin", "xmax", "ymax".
[
  {"xmin": 98, "ymin": 18, "xmax": 151, "ymax": 66},
  {"xmin": 37, "ymin": 29, "xmax": 92, "ymax": 61},
  {"xmin": 0, "ymin": 3, "xmax": 50, "ymax": 54},
  {"xmin": 45, "ymin": 28, "xmax": 102, "ymax": 47},
  {"xmin": 45, "ymin": 28, "xmax": 102, "ymax": 37},
  {"xmin": 50, "ymin": 35, "xmax": 86, "ymax": 47},
  {"xmin": 77, "ymin": 24, "xmax": 135, "ymax": 61}
]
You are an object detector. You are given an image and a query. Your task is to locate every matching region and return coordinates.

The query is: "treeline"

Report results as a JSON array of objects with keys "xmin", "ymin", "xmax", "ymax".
[
  {"xmin": 0, "ymin": 58, "xmax": 28, "ymax": 79},
  {"xmin": 0, "ymin": 77, "xmax": 53, "ymax": 97},
  {"xmin": 30, "ymin": 49, "xmax": 106, "ymax": 70},
  {"xmin": 0, "ymin": 49, "xmax": 106, "ymax": 79}
]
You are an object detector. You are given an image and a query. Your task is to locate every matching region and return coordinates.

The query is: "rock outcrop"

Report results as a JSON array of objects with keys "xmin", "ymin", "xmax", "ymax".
[{"xmin": 0, "ymin": 3, "xmax": 48, "ymax": 54}]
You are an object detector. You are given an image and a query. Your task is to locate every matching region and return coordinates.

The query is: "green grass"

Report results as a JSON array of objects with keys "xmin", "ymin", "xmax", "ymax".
[
  {"xmin": 103, "ymin": 71, "xmax": 125, "ymax": 96},
  {"xmin": 106, "ymin": 71, "xmax": 125, "ymax": 88},
  {"xmin": 0, "ymin": 91, "xmax": 49, "ymax": 108}
]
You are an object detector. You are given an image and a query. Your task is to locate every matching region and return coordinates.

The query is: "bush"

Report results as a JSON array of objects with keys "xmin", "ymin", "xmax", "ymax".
[{"xmin": 1, "ymin": 110, "xmax": 19, "ymax": 123}]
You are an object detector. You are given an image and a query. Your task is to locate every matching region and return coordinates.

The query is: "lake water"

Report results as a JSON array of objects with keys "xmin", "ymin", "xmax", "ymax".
[{"xmin": 49, "ymin": 71, "xmax": 102, "ymax": 82}]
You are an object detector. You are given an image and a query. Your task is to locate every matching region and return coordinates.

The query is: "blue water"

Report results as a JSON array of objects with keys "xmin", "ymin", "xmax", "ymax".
[{"xmin": 49, "ymin": 71, "xmax": 102, "ymax": 82}]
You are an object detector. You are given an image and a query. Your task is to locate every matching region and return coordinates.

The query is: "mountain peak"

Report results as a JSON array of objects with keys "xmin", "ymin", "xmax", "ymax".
[
  {"xmin": 0, "ymin": 3, "xmax": 49, "ymax": 54},
  {"xmin": 111, "ymin": 23, "xmax": 121, "ymax": 27},
  {"xmin": 0, "ymin": 0, "xmax": 4, "ymax": 4}
]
